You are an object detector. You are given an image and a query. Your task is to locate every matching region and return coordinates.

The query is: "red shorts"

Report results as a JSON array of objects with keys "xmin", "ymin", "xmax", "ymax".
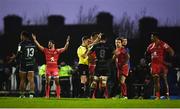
[
  {"xmin": 116, "ymin": 64, "xmax": 129, "ymax": 78},
  {"xmin": 151, "ymin": 63, "xmax": 168, "ymax": 75},
  {"xmin": 46, "ymin": 68, "xmax": 59, "ymax": 77}
]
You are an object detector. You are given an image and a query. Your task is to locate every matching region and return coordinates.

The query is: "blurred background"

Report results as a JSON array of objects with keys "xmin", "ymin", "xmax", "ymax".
[{"xmin": 0, "ymin": 0, "xmax": 179, "ymax": 99}]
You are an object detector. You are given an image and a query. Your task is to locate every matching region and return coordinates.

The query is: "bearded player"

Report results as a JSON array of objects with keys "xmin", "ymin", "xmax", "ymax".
[{"xmin": 32, "ymin": 34, "xmax": 70, "ymax": 99}]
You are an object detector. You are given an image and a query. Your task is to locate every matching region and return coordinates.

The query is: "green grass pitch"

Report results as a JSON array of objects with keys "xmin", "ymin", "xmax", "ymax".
[{"xmin": 0, "ymin": 97, "xmax": 180, "ymax": 108}]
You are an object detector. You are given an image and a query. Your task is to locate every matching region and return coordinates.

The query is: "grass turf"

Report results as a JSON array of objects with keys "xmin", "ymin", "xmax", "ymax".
[{"xmin": 0, "ymin": 97, "xmax": 180, "ymax": 108}]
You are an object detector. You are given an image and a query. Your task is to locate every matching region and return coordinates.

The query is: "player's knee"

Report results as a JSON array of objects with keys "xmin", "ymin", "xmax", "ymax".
[
  {"xmin": 90, "ymin": 81, "xmax": 97, "ymax": 88},
  {"xmin": 162, "ymin": 73, "xmax": 167, "ymax": 78},
  {"xmin": 27, "ymin": 76, "xmax": 34, "ymax": 82},
  {"xmin": 153, "ymin": 75, "xmax": 159, "ymax": 83},
  {"xmin": 120, "ymin": 80, "xmax": 124, "ymax": 84},
  {"xmin": 101, "ymin": 81, "xmax": 107, "ymax": 88},
  {"xmin": 46, "ymin": 80, "xmax": 51, "ymax": 84},
  {"xmin": 81, "ymin": 75, "xmax": 87, "ymax": 83},
  {"xmin": 55, "ymin": 80, "xmax": 59, "ymax": 85},
  {"xmin": 120, "ymin": 76, "xmax": 126, "ymax": 84},
  {"xmin": 90, "ymin": 76, "xmax": 98, "ymax": 88},
  {"xmin": 93, "ymin": 76, "xmax": 99, "ymax": 81},
  {"xmin": 100, "ymin": 76, "xmax": 107, "ymax": 88}
]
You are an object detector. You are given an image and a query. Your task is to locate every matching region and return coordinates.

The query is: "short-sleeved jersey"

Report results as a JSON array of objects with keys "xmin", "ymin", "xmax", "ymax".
[
  {"xmin": 90, "ymin": 42, "xmax": 114, "ymax": 69},
  {"xmin": 43, "ymin": 48, "xmax": 64, "ymax": 72},
  {"xmin": 17, "ymin": 40, "xmax": 37, "ymax": 66},
  {"xmin": 146, "ymin": 40, "xmax": 170, "ymax": 64},
  {"xmin": 77, "ymin": 45, "xmax": 88, "ymax": 65},
  {"xmin": 115, "ymin": 47, "xmax": 128, "ymax": 66}
]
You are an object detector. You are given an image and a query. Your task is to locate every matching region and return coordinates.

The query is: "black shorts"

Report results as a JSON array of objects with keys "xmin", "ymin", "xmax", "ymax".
[
  {"xmin": 78, "ymin": 64, "xmax": 89, "ymax": 76},
  {"xmin": 19, "ymin": 63, "xmax": 35, "ymax": 72},
  {"xmin": 94, "ymin": 68, "xmax": 110, "ymax": 76},
  {"xmin": 94, "ymin": 61, "xmax": 112, "ymax": 76}
]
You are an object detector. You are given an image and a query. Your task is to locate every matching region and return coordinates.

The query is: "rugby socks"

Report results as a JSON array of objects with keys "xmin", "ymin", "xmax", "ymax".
[
  {"xmin": 56, "ymin": 85, "xmax": 61, "ymax": 98},
  {"xmin": 90, "ymin": 87, "xmax": 96, "ymax": 98},
  {"xmin": 120, "ymin": 83, "xmax": 127, "ymax": 97},
  {"xmin": 164, "ymin": 77, "xmax": 169, "ymax": 97},
  {"xmin": 99, "ymin": 87, "xmax": 104, "ymax": 98},
  {"xmin": 80, "ymin": 83, "xmax": 86, "ymax": 97},
  {"xmin": 104, "ymin": 86, "xmax": 108, "ymax": 98},
  {"xmin": 79, "ymin": 83, "xmax": 86, "ymax": 97},
  {"xmin": 92, "ymin": 87, "xmax": 97, "ymax": 98},
  {"xmin": 154, "ymin": 76, "xmax": 160, "ymax": 98},
  {"xmin": 85, "ymin": 83, "xmax": 89, "ymax": 97},
  {"xmin": 45, "ymin": 84, "xmax": 50, "ymax": 97}
]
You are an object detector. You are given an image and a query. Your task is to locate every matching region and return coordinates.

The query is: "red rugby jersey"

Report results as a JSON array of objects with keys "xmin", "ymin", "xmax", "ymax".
[
  {"xmin": 115, "ymin": 47, "xmax": 128, "ymax": 66},
  {"xmin": 43, "ymin": 48, "xmax": 64, "ymax": 71},
  {"xmin": 147, "ymin": 40, "xmax": 170, "ymax": 63}
]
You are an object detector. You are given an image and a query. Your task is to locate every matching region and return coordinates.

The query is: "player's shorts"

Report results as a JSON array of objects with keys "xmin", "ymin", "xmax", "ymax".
[
  {"xmin": 151, "ymin": 62, "xmax": 168, "ymax": 75},
  {"xmin": 94, "ymin": 67, "xmax": 110, "ymax": 76},
  {"xmin": 19, "ymin": 64, "xmax": 35, "ymax": 73},
  {"xmin": 78, "ymin": 64, "xmax": 89, "ymax": 76},
  {"xmin": 46, "ymin": 68, "xmax": 59, "ymax": 77},
  {"xmin": 94, "ymin": 61, "xmax": 112, "ymax": 76},
  {"xmin": 116, "ymin": 64, "xmax": 129, "ymax": 78}
]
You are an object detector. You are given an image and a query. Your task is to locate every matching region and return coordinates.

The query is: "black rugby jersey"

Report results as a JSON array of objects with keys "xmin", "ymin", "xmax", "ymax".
[
  {"xmin": 17, "ymin": 40, "xmax": 37, "ymax": 66},
  {"xmin": 90, "ymin": 42, "xmax": 114, "ymax": 68}
]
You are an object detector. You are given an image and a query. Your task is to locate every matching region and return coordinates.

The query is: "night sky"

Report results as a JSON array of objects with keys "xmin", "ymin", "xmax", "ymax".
[{"xmin": 0, "ymin": 0, "xmax": 180, "ymax": 32}]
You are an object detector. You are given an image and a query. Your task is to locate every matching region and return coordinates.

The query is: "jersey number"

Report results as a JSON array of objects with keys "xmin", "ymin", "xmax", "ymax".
[
  {"xmin": 100, "ymin": 49, "xmax": 105, "ymax": 58},
  {"xmin": 26, "ymin": 48, "xmax": 35, "ymax": 57}
]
